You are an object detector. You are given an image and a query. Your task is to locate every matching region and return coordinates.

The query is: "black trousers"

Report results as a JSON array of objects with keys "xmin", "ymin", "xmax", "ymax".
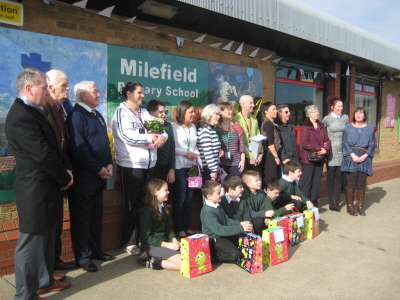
[
  {"xmin": 119, "ymin": 166, "xmax": 154, "ymax": 248},
  {"xmin": 221, "ymin": 165, "xmax": 241, "ymax": 176},
  {"xmin": 262, "ymin": 152, "xmax": 279, "ymax": 185},
  {"xmin": 209, "ymin": 236, "xmax": 241, "ymax": 263},
  {"xmin": 327, "ymin": 166, "xmax": 343, "ymax": 208},
  {"xmin": 252, "ymin": 217, "xmax": 267, "ymax": 236},
  {"xmin": 301, "ymin": 163, "xmax": 323, "ymax": 207},
  {"xmin": 69, "ymin": 171, "xmax": 105, "ymax": 266}
]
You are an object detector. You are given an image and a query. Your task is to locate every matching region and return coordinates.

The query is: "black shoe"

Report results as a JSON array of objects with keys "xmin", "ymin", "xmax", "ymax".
[
  {"xmin": 329, "ymin": 207, "xmax": 340, "ymax": 212},
  {"xmin": 92, "ymin": 252, "xmax": 114, "ymax": 261},
  {"xmin": 54, "ymin": 259, "xmax": 77, "ymax": 270},
  {"xmin": 81, "ymin": 261, "xmax": 98, "ymax": 272},
  {"xmin": 136, "ymin": 252, "xmax": 149, "ymax": 264}
]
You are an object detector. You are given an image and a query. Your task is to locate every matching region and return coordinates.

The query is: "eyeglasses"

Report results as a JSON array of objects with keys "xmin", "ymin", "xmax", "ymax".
[
  {"xmin": 87, "ymin": 90, "xmax": 100, "ymax": 95},
  {"xmin": 281, "ymin": 110, "xmax": 290, "ymax": 114}
]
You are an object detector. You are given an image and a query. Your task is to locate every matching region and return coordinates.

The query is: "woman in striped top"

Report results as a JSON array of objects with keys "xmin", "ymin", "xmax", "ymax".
[
  {"xmin": 216, "ymin": 102, "xmax": 246, "ymax": 176},
  {"xmin": 197, "ymin": 104, "xmax": 223, "ymax": 181}
]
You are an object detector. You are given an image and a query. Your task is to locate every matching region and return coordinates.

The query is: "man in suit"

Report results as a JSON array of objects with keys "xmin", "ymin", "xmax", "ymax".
[
  {"xmin": 67, "ymin": 80, "xmax": 114, "ymax": 272},
  {"xmin": 5, "ymin": 68, "xmax": 73, "ymax": 299},
  {"xmin": 43, "ymin": 69, "xmax": 76, "ymax": 271}
]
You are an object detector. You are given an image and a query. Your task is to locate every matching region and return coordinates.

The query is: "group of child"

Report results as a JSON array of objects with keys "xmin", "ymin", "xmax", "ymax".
[{"xmin": 137, "ymin": 160, "xmax": 314, "ymax": 271}]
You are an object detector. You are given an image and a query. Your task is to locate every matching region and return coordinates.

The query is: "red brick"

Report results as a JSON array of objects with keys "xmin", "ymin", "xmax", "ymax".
[
  {"xmin": 7, "ymin": 266, "xmax": 15, "ymax": 274},
  {"xmin": 61, "ymin": 238, "xmax": 72, "ymax": 247},
  {"xmin": 0, "ymin": 258, "xmax": 14, "ymax": 268},
  {"xmin": 62, "ymin": 222, "xmax": 70, "ymax": 230},
  {"xmin": 63, "ymin": 212, "xmax": 70, "ymax": 221},
  {"xmin": 0, "ymin": 268, "xmax": 7, "ymax": 276},
  {"xmin": 7, "ymin": 249, "xmax": 14, "ymax": 258},
  {"xmin": 0, "ymin": 223, "xmax": 4, "ymax": 232},
  {"xmin": 0, "ymin": 241, "xmax": 17, "ymax": 251},
  {"xmin": 65, "ymin": 245, "xmax": 73, "ymax": 254},
  {"xmin": 0, "ymin": 233, "xmax": 7, "ymax": 243},
  {"xmin": 14, "ymin": 220, "xmax": 19, "ymax": 229},
  {"xmin": 104, "ymin": 205, "xmax": 122, "ymax": 214},
  {"xmin": 0, "ymin": 251, "xmax": 7, "ymax": 259},
  {"xmin": 64, "ymin": 230, "xmax": 71, "ymax": 239},
  {"xmin": 61, "ymin": 253, "xmax": 75, "ymax": 261},
  {"xmin": 6, "ymin": 230, "xmax": 19, "ymax": 241},
  {"xmin": 2, "ymin": 221, "xmax": 16, "ymax": 231}
]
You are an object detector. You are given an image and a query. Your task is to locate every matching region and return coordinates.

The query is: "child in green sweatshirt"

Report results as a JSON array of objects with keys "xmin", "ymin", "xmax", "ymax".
[
  {"xmin": 276, "ymin": 161, "xmax": 313, "ymax": 212},
  {"xmin": 242, "ymin": 171, "xmax": 294, "ymax": 235},
  {"xmin": 200, "ymin": 180, "xmax": 253, "ymax": 263}
]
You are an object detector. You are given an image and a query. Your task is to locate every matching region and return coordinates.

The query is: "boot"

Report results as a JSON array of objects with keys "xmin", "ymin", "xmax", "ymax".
[
  {"xmin": 356, "ymin": 189, "xmax": 366, "ymax": 216},
  {"xmin": 345, "ymin": 189, "xmax": 357, "ymax": 216}
]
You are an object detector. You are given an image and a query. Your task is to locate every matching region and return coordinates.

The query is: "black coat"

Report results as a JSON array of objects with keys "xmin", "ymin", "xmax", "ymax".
[{"xmin": 5, "ymin": 98, "xmax": 71, "ymax": 233}]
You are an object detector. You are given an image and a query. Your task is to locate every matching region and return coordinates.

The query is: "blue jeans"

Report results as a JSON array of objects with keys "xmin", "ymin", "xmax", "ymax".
[{"xmin": 173, "ymin": 168, "xmax": 194, "ymax": 232}]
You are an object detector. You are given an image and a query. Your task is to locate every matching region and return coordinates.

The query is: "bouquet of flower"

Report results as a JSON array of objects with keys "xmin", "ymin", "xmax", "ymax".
[{"xmin": 143, "ymin": 117, "xmax": 167, "ymax": 133}]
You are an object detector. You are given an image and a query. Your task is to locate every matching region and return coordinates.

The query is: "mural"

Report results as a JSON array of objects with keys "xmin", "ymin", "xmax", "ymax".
[{"xmin": 0, "ymin": 27, "xmax": 263, "ymax": 202}]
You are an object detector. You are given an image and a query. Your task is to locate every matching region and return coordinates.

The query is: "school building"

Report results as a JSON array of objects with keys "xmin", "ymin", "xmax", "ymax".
[{"xmin": 0, "ymin": 0, "xmax": 399, "ymax": 275}]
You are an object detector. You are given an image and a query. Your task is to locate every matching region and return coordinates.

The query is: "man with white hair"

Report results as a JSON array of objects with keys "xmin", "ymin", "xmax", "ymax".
[
  {"xmin": 6, "ymin": 68, "xmax": 73, "ymax": 299},
  {"xmin": 67, "ymin": 81, "xmax": 114, "ymax": 272},
  {"xmin": 43, "ymin": 69, "xmax": 76, "ymax": 271},
  {"xmin": 233, "ymin": 94, "xmax": 263, "ymax": 171}
]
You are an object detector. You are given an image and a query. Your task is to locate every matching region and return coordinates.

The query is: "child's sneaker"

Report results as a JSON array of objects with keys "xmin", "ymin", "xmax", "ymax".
[
  {"xmin": 141, "ymin": 256, "xmax": 155, "ymax": 269},
  {"xmin": 124, "ymin": 245, "xmax": 141, "ymax": 255},
  {"xmin": 136, "ymin": 252, "xmax": 149, "ymax": 264}
]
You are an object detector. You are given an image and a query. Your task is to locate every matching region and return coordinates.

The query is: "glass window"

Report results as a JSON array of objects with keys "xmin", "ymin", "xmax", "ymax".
[
  {"xmin": 355, "ymin": 93, "xmax": 377, "ymax": 126},
  {"xmin": 364, "ymin": 85, "xmax": 376, "ymax": 93},
  {"xmin": 355, "ymin": 83, "xmax": 363, "ymax": 91},
  {"xmin": 276, "ymin": 67, "xmax": 298, "ymax": 80},
  {"xmin": 275, "ymin": 82, "xmax": 324, "ymax": 126}
]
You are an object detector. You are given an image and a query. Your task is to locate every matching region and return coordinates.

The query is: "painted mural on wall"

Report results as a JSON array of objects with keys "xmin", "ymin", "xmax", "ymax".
[{"xmin": 0, "ymin": 27, "xmax": 263, "ymax": 202}]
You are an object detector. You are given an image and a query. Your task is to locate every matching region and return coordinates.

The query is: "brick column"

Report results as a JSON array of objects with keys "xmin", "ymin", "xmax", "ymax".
[{"xmin": 327, "ymin": 62, "xmax": 341, "ymax": 98}]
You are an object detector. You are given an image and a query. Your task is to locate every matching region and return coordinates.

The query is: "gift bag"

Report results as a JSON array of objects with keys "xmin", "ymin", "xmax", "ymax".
[
  {"xmin": 262, "ymin": 226, "xmax": 289, "ymax": 266},
  {"xmin": 267, "ymin": 216, "xmax": 289, "ymax": 242},
  {"xmin": 187, "ymin": 164, "xmax": 202, "ymax": 188},
  {"xmin": 287, "ymin": 213, "xmax": 305, "ymax": 246},
  {"xmin": 237, "ymin": 232, "xmax": 263, "ymax": 274},
  {"xmin": 304, "ymin": 207, "xmax": 320, "ymax": 239},
  {"xmin": 180, "ymin": 234, "xmax": 212, "ymax": 278}
]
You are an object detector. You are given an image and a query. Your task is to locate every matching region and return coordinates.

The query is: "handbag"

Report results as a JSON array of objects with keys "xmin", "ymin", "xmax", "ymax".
[
  {"xmin": 187, "ymin": 163, "xmax": 202, "ymax": 188},
  {"xmin": 307, "ymin": 130, "xmax": 324, "ymax": 163}
]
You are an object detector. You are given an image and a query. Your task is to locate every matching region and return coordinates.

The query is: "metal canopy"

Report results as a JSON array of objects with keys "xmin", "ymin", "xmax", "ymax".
[{"xmin": 57, "ymin": 0, "xmax": 400, "ymax": 77}]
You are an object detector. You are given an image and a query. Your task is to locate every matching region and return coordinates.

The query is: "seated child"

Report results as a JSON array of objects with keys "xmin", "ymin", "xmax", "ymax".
[
  {"xmin": 277, "ymin": 161, "xmax": 313, "ymax": 212},
  {"xmin": 242, "ymin": 171, "xmax": 294, "ymax": 235},
  {"xmin": 139, "ymin": 179, "xmax": 180, "ymax": 270},
  {"xmin": 219, "ymin": 175, "xmax": 251, "ymax": 223},
  {"xmin": 200, "ymin": 180, "xmax": 253, "ymax": 263}
]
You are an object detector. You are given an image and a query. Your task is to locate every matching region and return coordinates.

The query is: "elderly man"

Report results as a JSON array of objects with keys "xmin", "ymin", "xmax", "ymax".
[
  {"xmin": 232, "ymin": 94, "xmax": 263, "ymax": 171},
  {"xmin": 6, "ymin": 68, "xmax": 72, "ymax": 299},
  {"xmin": 67, "ymin": 81, "xmax": 114, "ymax": 272},
  {"xmin": 42, "ymin": 69, "xmax": 76, "ymax": 271}
]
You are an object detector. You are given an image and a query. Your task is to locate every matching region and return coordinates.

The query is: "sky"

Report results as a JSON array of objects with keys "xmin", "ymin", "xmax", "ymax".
[{"xmin": 294, "ymin": 0, "xmax": 400, "ymax": 46}]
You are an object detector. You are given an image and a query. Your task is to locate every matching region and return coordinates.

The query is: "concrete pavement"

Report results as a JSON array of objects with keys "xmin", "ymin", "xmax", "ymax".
[{"xmin": 1, "ymin": 177, "xmax": 399, "ymax": 300}]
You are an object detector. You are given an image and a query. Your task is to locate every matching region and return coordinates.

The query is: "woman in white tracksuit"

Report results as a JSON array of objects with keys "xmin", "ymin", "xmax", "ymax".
[{"xmin": 111, "ymin": 81, "xmax": 167, "ymax": 255}]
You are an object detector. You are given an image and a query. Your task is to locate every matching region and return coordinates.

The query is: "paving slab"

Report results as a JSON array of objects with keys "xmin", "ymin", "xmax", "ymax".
[{"xmin": 1, "ymin": 178, "xmax": 399, "ymax": 300}]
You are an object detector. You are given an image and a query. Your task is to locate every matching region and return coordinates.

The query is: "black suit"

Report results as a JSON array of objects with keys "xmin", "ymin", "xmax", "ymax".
[{"xmin": 5, "ymin": 97, "xmax": 71, "ymax": 299}]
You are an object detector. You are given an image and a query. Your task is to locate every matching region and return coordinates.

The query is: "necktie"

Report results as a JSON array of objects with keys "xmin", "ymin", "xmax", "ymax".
[
  {"xmin": 91, "ymin": 109, "xmax": 96, "ymax": 116},
  {"xmin": 91, "ymin": 109, "xmax": 105, "ymax": 126}
]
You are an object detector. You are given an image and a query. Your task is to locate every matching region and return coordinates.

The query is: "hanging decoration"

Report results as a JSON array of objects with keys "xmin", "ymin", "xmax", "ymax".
[
  {"xmin": 260, "ymin": 55, "xmax": 272, "ymax": 61},
  {"xmin": 208, "ymin": 42, "xmax": 222, "ymax": 48},
  {"xmin": 235, "ymin": 42, "xmax": 244, "ymax": 55},
  {"xmin": 193, "ymin": 34, "xmax": 207, "ymax": 43},
  {"xmin": 98, "ymin": 5, "xmax": 115, "ymax": 17},
  {"xmin": 222, "ymin": 41, "xmax": 234, "ymax": 51},
  {"xmin": 123, "ymin": 16, "xmax": 137, "ymax": 23},
  {"xmin": 248, "ymin": 48, "xmax": 259, "ymax": 58},
  {"xmin": 72, "ymin": 0, "xmax": 87, "ymax": 8},
  {"xmin": 176, "ymin": 36, "xmax": 185, "ymax": 52}
]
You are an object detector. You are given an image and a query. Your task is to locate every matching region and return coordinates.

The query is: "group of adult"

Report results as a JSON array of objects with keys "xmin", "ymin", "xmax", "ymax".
[
  {"xmin": 6, "ymin": 70, "xmax": 375, "ymax": 299},
  {"xmin": 6, "ymin": 68, "xmax": 116, "ymax": 299}
]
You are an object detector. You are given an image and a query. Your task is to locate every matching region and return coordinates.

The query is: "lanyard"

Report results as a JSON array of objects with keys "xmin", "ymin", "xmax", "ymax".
[
  {"xmin": 241, "ymin": 112, "xmax": 252, "ymax": 137},
  {"xmin": 182, "ymin": 125, "xmax": 191, "ymax": 151},
  {"xmin": 221, "ymin": 122, "xmax": 231, "ymax": 150}
]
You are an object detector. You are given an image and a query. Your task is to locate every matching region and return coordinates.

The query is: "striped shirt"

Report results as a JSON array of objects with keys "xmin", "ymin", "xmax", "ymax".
[
  {"xmin": 216, "ymin": 122, "xmax": 246, "ymax": 166},
  {"xmin": 197, "ymin": 124, "xmax": 221, "ymax": 172}
]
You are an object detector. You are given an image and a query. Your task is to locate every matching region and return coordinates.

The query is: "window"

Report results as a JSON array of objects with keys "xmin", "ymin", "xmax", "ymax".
[
  {"xmin": 275, "ymin": 64, "xmax": 325, "ymax": 126},
  {"xmin": 354, "ymin": 84, "xmax": 378, "ymax": 126}
]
